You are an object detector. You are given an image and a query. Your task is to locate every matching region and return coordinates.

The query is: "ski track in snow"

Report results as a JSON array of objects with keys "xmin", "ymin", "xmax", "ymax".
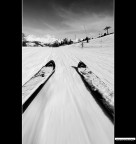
[{"xmin": 22, "ymin": 35, "xmax": 114, "ymax": 144}]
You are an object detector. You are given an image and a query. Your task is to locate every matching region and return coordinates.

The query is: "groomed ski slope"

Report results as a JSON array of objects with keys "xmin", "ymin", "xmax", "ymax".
[{"xmin": 22, "ymin": 34, "xmax": 114, "ymax": 144}]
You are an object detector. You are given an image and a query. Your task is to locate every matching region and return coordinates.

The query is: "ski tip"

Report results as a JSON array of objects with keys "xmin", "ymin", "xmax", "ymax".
[
  {"xmin": 45, "ymin": 60, "xmax": 55, "ymax": 69},
  {"xmin": 78, "ymin": 61, "xmax": 87, "ymax": 68}
]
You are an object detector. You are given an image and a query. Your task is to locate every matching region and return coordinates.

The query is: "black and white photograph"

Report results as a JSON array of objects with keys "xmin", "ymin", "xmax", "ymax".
[{"xmin": 22, "ymin": 0, "xmax": 115, "ymax": 144}]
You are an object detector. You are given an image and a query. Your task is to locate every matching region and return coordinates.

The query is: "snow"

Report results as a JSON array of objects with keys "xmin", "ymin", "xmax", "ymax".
[
  {"xmin": 26, "ymin": 42, "xmax": 36, "ymax": 47},
  {"xmin": 22, "ymin": 34, "xmax": 114, "ymax": 144}
]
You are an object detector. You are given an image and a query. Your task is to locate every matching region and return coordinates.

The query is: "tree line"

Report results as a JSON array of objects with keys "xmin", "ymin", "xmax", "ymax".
[
  {"xmin": 22, "ymin": 26, "xmax": 112, "ymax": 47},
  {"xmin": 22, "ymin": 34, "xmax": 89, "ymax": 47}
]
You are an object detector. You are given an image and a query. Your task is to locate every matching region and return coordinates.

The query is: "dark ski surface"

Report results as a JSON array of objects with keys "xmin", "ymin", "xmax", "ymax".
[
  {"xmin": 22, "ymin": 60, "xmax": 55, "ymax": 113},
  {"xmin": 72, "ymin": 61, "xmax": 114, "ymax": 124}
]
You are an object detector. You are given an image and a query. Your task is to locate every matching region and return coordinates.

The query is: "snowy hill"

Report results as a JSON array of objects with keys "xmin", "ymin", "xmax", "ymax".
[
  {"xmin": 22, "ymin": 33, "xmax": 114, "ymax": 144},
  {"xmin": 73, "ymin": 34, "xmax": 114, "ymax": 49}
]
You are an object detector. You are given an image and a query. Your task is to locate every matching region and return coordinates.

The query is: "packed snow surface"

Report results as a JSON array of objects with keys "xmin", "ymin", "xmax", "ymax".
[{"xmin": 22, "ymin": 34, "xmax": 114, "ymax": 144}]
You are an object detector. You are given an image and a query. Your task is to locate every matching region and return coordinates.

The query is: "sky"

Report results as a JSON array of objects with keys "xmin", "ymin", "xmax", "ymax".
[{"xmin": 23, "ymin": 0, "xmax": 114, "ymax": 40}]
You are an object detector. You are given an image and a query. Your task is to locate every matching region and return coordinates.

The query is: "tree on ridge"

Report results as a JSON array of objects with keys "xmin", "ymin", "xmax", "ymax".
[{"xmin": 104, "ymin": 26, "xmax": 111, "ymax": 35}]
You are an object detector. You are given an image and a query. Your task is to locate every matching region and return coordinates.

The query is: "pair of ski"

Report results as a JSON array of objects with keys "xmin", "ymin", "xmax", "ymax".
[{"xmin": 22, "ymin": 60, "xmax": 114, "ymax": 113}]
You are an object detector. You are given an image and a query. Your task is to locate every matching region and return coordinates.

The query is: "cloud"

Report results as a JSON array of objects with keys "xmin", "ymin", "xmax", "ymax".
[
  {"xmin": 55, "ymin": 8, "xmax": 114, "ymax": 32},
  {"xmin": 23, "ymin": 0, "xmax": 114, "ymax": 39}
]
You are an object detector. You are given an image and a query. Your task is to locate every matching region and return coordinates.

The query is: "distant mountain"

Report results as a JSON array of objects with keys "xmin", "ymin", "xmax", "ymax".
[
  {"xmin": 26, "ymin": 34, "xmax": 58, "ymax": 44},
  {"xmin": 22, "ymin": 34, "xmax": 59, "ymax": 47},
  {"xmin": 26, "ymin": 41, "xmax": 46, "ymax": 47}
]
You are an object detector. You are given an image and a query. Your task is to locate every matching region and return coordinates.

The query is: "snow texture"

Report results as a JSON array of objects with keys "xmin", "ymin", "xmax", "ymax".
[{"xmin": 22, "ymin": 34, "xmax": 114, "ymax": 144}]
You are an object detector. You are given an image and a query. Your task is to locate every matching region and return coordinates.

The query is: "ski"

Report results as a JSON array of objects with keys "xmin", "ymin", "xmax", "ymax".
[
  {"xmin": 77, "ymin": 61, "xmax": 114, "ymax": 124},
  {"xmin": 77, "ymin": 61, "xmax": 114, "ymax": 107},
  {"xmin": 22, "ymin": 60, "xmax": 55, "ymax": 105}
]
